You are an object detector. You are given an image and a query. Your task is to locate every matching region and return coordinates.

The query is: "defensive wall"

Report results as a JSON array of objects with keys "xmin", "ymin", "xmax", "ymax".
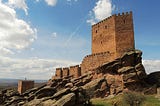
[
  {"xmin": 53, "ymin": 65, "xmax": 81, "ymax": 79},
  {"xmin": 80, "ymin": 51, "xmax": 115, "ymax": 74}
]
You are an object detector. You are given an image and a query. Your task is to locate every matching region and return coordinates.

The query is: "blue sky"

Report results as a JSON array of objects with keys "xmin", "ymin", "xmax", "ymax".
[{"xmin": 0, "ymin": 0, "xmax": 160, "ymax": 80}]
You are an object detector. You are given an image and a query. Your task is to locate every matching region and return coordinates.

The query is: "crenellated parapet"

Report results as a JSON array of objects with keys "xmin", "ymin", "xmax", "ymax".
[
  {"xmin": 53, "ymin": 65, "xmax": 81, "ymax": 79},
  {"xmin": 70, "ymin": 65, "xmax": 81, "ymax": 78},
  {"xmin": 62, "ymin": 67, "xmax": 69, "ymax": 78}
]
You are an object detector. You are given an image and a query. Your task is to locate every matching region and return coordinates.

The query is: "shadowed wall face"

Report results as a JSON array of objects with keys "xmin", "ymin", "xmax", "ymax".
[{"xmin": 18, "ymin": 80, "xmax": 34, "ymax": 94}]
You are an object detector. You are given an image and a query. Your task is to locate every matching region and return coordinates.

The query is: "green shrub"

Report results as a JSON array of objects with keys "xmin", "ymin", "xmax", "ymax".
[{"xmin": 123, "ymin": 91, "xmax": 145, "ymax": 106}]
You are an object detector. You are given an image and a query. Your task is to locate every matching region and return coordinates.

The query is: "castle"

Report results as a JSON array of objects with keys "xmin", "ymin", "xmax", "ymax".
[{"xmin": 53, "ymin": 11, "xmax": 135, "ymax": 79}]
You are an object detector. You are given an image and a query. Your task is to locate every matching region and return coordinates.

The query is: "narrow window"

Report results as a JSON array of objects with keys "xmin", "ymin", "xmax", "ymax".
[{"xmin": 96, "ymin": 30, "xmax": 97, "ymax": 33}]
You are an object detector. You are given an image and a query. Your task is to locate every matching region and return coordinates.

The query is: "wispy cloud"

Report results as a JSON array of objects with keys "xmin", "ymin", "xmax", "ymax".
[{"xmin": 87, "ymin": 0, "xmax": 114, "ymax": 25}]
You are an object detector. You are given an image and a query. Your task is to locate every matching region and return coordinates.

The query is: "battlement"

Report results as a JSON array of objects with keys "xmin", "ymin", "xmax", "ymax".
[
  {"xmin": 116, "ymin": 11, "xmax": 132, "ymax": 17},
  {"xmin": 85, "ymin": 51, "xmax": 111, "ymax": 58},
  {"xmin": 92, "ymin": 11, "xmax": 132, "ymax": 28},
  {"xmin": 53, "ymin": 65, "xmax": 81, "ymax": 79},
  {"xmin": 56, "ymin": 68, "xmax": 62, "ymax": 70},
  {"xmin": 70, "ymin": 65, "xmax": 79, "ymax": 68}
]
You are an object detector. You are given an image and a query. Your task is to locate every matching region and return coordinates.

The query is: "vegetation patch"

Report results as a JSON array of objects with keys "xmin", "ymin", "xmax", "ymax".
[{"xmin": 91, "ymin": 93, "xmax": 160, "ymax": 106}]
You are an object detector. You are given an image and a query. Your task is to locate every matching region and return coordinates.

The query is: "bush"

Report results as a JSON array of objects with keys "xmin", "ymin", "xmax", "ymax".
[{"xmin": 123, "ymin": 91, "xmax": 145, "ymax": 106}]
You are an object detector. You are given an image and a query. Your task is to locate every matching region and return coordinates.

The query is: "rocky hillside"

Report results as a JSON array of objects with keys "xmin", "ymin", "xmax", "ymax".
[{"xmin": 0, "ymin": 50, "xmax": 159, "ymax": 106}]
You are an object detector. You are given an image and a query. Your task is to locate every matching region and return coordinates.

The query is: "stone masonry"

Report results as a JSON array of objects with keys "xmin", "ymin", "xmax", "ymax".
[
  {"xmin": 55, "ymin": 68, "xmax": 63, "ymax": 78},
  {"xmin": 53, "ymin": 11, "xmax": 135, "ymax": 78},
  {"xmin": 18, "ymin": 80, "xmax": 34, "ymax": 94},
  {"xmin": 62, "ymin": 67, "xmax": 69, "ymax": 78},
  {"xmin": 53, "ymin": 65, "xmax": 81, "ymax": 79},
  {"xmin": 70, "ymin": 65, "xmax": 81, "ymax": 78}
]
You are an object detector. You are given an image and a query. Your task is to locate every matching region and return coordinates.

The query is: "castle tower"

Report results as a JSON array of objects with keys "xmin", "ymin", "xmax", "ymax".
[
  {"xmin": 18, "ymin": 80, "xmax": 34, "ymax": 94},
  {"xmin": 92, "ymin": 11, "xmax": 135, "ymax": 58}
]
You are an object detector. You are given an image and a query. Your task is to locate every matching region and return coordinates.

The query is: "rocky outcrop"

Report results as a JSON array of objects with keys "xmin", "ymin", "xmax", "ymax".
[
  {"xmin": 0, "ymin": 78, "xmax": 91, "ymax": 106},
  {"xmin": 145, "ymin": 71, "xmax": 160, "ymax": 87},
  {"xmin": 91, "ymin": 50, "xmax": 147, "ymax": 94},
  {"xmin": 0, "ymin": 50, "xmax": 157, "ymax": 106}
]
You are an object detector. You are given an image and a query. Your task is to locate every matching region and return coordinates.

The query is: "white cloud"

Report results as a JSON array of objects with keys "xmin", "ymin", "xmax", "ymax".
[
  {"xmin": 0, "ymin": 2, "xmax": 37, "ymax": 55},
  {"xmin": 51, "ymin": 32, "xmax": 57, "ymax": 38},
  {"xmin": 8, "ymin": 0, "xmax": 28, "ymax": 15},
  {"xmin": 45, "ymin": 0, "xmax": 57, "ymax": 6},
  {"xmin": 87, "ymin": 0, "xmax": 114, "ymax": 25},
  {"xmin": 0, "ymin": 47, "xmax": 14, "ymax": 55},
  {"xmin": 142, "ymin": 60, "xmax": 160, "ymax": 74},
  {"xmin": 0, "ymin": 56, "xmax": 78, "ymax": 80},
  {"xmin": 35, "ymin": 0, "xmax": 39, "ymax": 2}
]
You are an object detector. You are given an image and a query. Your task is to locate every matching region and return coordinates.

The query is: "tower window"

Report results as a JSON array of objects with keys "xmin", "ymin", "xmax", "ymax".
[
  {"xmin": 95, "ymin": 30, "xmax": 97, "ymax": 33},
  {"xmin": 105, "ymin": 25, "xmax": 107, "ymax": 29}
]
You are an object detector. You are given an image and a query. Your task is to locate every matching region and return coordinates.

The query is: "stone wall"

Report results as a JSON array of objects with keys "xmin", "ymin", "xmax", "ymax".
[
  {"xmin": 55, "ymin": 68, "xmax": 63, "ymax": 78},
  {"xmin": 53, "ymin": 65, "xmax": 81, "ymax": 79},
  {"xmin": 62, "ymin": 67, "xmax": 69, "ymax": 78},
  {"xmin": 81, "ymin": 52, "xmax": 115, "ymax": 74},
  {"xmin": 70, "ymin": 65, "xmax": 81, "ymax": 78},
  {"xmin": 115, "ymin": 12, "xmax": 135, "ymax": 57},
  {"xmin": 18, "ymin": 80, "xmax": 34, "ymax": 94},
  {"xmin": 92, "ymin": 15, "xmax": 116, "ymax": 55}
]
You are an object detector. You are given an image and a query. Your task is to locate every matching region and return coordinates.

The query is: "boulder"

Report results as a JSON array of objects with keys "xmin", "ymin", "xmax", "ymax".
[
  {"xmin": 51, "ymin": 88, "xmax": 71, "ymax": 100},
  {"xmin": 65, "ymin": 83, "xmax": 73, "ymax": 88},
  {"xmin": 53, "ymin": 93, "xmax": 76, "ymax": 106},
  {"xmin": 35, "ymin": 87, "xmax": 56, "ymax": 99},
  {"xmin": 118, "ymin": 66, "xmax": 135, "ymax": 74},
  {"xmin": 40, "ymin": 99, "xmax": 56, "ymax": 106},
  {"xmin": 23, "ymin": 99, "xmax": 42, "ymax": 106},
  {"xmin": 82, "ymin": 78, "xmax": 107, "ymax": 98}
]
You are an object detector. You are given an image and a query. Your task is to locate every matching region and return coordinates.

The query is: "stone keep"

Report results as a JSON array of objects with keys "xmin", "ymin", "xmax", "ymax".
[
  {"xmin": 92, "ymin": 11, "xmax": 135, "ymax": 58},
  {"xmin": 81, "ymin": 11, "xmax": 135, "ymax": 74}
]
